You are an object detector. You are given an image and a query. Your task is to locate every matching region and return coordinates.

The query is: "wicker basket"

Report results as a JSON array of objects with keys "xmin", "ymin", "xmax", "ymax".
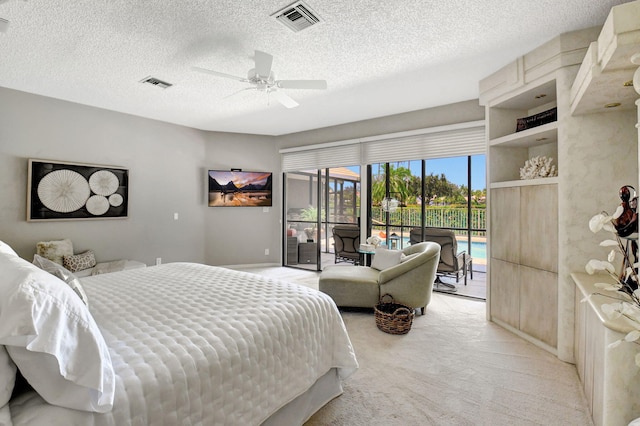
[{"xmin": 374, "ymin": 294, "xmax": 414, "ymax": 335}]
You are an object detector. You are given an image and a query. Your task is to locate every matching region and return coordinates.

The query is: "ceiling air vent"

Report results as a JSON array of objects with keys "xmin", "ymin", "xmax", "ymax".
[
  {"xmin": 272, "ymin": 1, "xmax": 321, "ymax": 33},
  {"xmin": 140, "ymin": 76, "xmax": 173, "ymax": 89}
]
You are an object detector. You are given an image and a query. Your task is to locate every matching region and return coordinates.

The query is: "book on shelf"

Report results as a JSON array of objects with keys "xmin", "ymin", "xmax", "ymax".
[{"xmin": 515, "ymin": 107, "xmax": 557, "ymax": 132}]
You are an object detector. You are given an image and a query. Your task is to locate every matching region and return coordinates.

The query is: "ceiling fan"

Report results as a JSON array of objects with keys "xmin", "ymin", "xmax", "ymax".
[{"xmin": 192, "ymin": 50, "xmax": 327, "ymax": 108}]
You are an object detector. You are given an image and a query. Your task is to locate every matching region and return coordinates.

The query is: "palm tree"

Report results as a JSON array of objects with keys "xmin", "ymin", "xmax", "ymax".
[{"xmin": 371, "ymin": 164, "xmax": 414, "ymax": 205}]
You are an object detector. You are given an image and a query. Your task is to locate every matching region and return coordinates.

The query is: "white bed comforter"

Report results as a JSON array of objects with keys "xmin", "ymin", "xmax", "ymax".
[{"xmin": 8, "ymin": 263, "xmax": 358, "ymax": 425}]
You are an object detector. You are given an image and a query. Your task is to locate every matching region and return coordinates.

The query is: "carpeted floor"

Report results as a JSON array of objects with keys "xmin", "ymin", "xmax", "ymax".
[{"xmin": 231, "ymin": 266, "xmax": 593, "ymax": 426}]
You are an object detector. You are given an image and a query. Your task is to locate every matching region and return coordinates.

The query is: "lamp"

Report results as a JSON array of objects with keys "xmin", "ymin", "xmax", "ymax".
[
  {"xmin": 388, "ymin": 233, "xmax": 400, "ymax": 250},
  {"xmin": 381, "ymin": 196, "xmax": 399, "ymax": 213},
  {"xmin": 382, "ymin": 192, "xmax": 406, "ymax": 249}
]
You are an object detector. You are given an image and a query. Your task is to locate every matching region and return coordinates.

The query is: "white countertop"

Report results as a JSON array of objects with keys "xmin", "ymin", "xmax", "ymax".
[{"xmin": 571, "ymin": 272, "xmax": 637, "ymax": 334}]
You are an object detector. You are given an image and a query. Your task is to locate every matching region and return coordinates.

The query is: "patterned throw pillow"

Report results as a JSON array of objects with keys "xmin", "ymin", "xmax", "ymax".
[
  {"xmin": 36, "ymin": 239, "xmax": 74, "ymax": 265},
  {"xmin": 63, "ymin": 250, "xmax": 97, "ymax": 273}
]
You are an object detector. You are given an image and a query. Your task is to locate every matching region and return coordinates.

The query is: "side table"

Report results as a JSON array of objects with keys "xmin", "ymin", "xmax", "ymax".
[
  {"xmin": 358, "ymin": 249, "xmax": 375, "ymax": 266},
  {"xmin": 298, "ymin": 242, "xmax": 317, "ymax": 264}
]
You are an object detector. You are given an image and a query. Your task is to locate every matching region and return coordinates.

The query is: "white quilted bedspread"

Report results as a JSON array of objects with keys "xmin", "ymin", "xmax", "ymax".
[{"xmin": 9, "ymin": 263, "xmax": 358, "ymax": 425}]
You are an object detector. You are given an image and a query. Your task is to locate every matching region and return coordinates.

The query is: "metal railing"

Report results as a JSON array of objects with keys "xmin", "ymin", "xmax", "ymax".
[{"xmin": 371, "ymin": 206, "xmax": 486, "ymax": 237}]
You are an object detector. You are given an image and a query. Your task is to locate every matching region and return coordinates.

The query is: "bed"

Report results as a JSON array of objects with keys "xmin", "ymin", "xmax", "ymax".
[{"xmin": 0, "ymin": 241, "xmax": 358, "ymax": 425}]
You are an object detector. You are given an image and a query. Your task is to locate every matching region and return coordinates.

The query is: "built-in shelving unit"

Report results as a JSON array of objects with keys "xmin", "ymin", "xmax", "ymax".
[
  {"xmin": 490, "ymin": 177, "xmax": 558, "ymax": 189},
  {"xmin": 478, "ymin": 28, "xmax": 598, "ymax": 354},
  {"xmin": 570, "ymin": 1, "xmax": 640, "ymax": 115},
  {"xmin": 489, "ymin": 121, "xmax": 557, "ymax": 148},
  {"xmin": 484, "ymin": 73, "xmax": 561, "ymax": 351},
  {"xmin": 488, "ymin": 78, "xmax": 559, "ymax": 186},
  {"xmin": 482, "ymin": 3, "xmax": 640, "ymax": 425}
]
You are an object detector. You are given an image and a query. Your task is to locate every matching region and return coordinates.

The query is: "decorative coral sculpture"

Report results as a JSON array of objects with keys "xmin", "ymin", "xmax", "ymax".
[{"xmin": 519, "ymin": 156, "xmax": 558, "ymax": 180}]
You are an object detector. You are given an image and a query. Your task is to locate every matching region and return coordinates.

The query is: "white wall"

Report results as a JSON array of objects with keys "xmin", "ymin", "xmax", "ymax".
[
  {"xmin": 202, "ymin": 131, "xmax": 280, "ymax": 266},
  {"xmin": 277, "ymin": 99, "xmax": 484, "ymax": 149},
  {"xmin": 0, "ymin": 86, "xmax": 484, "ymax": 268},
  {"xmin": 0, "ymin": 87, "xmax": 207, "ymax": 265}
]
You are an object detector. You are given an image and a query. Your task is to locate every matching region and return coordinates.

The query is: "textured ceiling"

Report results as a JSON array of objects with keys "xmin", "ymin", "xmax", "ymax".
[{"xmin": 0, "ymin": 0, "xmax": 632, "ymax": 135}]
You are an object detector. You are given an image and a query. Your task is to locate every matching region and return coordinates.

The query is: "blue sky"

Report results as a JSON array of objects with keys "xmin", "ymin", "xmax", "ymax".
[{"xmin": 352, "ymin": 154, "xmax": 486, "ymax": 190}]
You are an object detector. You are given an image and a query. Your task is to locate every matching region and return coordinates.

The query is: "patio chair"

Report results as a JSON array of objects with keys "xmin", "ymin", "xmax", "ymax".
[
  {"xmin": 409, "ymin": 227, "xmax": 472, "ymax": 290},
  {"xmin": 332, "ymin": 225, "xmax": 361, "ymax": 265}
]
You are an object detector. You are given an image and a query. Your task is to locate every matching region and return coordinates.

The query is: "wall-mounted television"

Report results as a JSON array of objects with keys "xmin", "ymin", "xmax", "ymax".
[{"xmin": 208, "ymin": 170, "xmax": 272, "ymax": 207}]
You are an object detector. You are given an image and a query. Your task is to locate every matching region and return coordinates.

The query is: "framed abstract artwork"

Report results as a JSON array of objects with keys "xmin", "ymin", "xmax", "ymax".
[{"xmin": 27, "ymin": 159, "xmax": 129, "ymax": 221}]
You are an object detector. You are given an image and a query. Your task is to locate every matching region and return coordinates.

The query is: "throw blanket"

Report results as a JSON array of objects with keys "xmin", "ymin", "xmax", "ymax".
[{"xmin": 8, "ymin": 263, "xmax": 358, "ymax": 425}]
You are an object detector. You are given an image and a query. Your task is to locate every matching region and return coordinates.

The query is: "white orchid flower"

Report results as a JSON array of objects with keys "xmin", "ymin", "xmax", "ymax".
[
  {"xmin": 586, "ymin": 205, "xmax": 640, "ymax": 366},
  {"xmin": 609, "ymin": 339, "xmax": 623, "ymax": 349},
  {"xmin": 601, "ymin": 302, "xmax": 623, "ymax": 320},
  {"xmin": 626, "ymin": 267, "xmax": 635, "ymax": 280},
  {"xmin": 585, "ymin": 259, "xmax": 616, "ymax": 274},
  {"xmin": 590, "ymin": 208, "xmax": 622, "ymax": 232},
  {"xmin": 621, "ymin": 303, "xmax": 640, "ymax": 320},
  {"xmin": 594, "ymin": 282, "xmax": 621, "ymax": 291},
  {"xmin": 589, "ymin": 213, "xmax": 611, "ymax": 233},
  {"xmin": 613, "ymin": 205, "xmax": 624, "ymax": 219},
  {"xmin": 600, "ymin": 240, "xmax": 618, "ymax": 247},
  {"xmin": 625, "ymin": 330, "xmax": 640, "ymax": 342}
]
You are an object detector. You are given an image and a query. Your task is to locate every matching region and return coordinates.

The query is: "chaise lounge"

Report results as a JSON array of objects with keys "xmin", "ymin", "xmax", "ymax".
[{"xmin": 318, "ymin": 242, "xmax": 441, "ymax": 314}]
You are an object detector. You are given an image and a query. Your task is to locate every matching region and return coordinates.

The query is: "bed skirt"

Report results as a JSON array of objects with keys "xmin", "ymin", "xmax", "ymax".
[{"xmin": 262, "ymin": 368, "xmax": 342, "ymax": 425}]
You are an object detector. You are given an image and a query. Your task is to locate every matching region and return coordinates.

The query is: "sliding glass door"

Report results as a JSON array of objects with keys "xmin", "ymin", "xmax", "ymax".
[
  {"xmin": 323, "ymin": 167, "xmax": 361, "ymax": 264},
  {"xmin": 284, "ymin": 167, "xmax": 361, "ymax": 271},
  {"xmin": 368, "ymin": 155, "xmax": 486, "ymax": 272},
  {"xmin": 284, "ymin": 170, "xmax": 321, "ymax": 270}
]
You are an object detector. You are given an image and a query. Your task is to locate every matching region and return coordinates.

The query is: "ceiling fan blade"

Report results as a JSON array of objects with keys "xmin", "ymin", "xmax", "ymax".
[
  {"xmin": 271, "ymin": 90, "xmax": 299, "ymax": 109},
  {"xmin": 254, "ymin": 50, "xmax": 273, "ymax": 79},
  {"xmin": 191, "ymin": 66, "xmax": 247, "ymax": 82},
  {"xmin": 277, "ymin": 80, "xmax": 327, "ymax": 90}
]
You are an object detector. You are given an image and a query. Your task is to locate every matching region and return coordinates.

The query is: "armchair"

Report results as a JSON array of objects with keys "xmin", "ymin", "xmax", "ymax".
[
  {"xmin": 332, "ymin": 225, "xmax": 361, "ymax": 265},
  {"xmin": 319, "ymin": 242, "xmax": 441, "ymax": 314},
  {"xmin": 409, "ymin": 228, "xmax": 473, "ymax": 289}
]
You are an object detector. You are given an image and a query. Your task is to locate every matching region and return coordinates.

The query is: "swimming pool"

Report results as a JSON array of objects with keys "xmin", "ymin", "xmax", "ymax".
[
  {"xmin": 386, "ymin": 236, "xmax": 487, "ymax": 261},
  {"xmin": 457, "ymin": 240, "xmax": 486, "ymax": 261}
]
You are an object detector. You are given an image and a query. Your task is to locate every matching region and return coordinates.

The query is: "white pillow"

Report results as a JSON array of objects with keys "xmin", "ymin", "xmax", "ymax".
[
  {"xmin": 0, "ymin": 240, "xmax": 17, "ymax": 257},
  {"xmin": 33, "ymin": 254, "xmax": 89, "ymax": 306},
  {"xmin": 371, "ymin": 247, "xmax": 403, "ymax": 270},
  {"xmin": 0, "ymin": 253, "xmax": 114, "ymax": 413},
  {"xmin": 0, "ymin": 346, "xmax": 16, "ymax": 407}
]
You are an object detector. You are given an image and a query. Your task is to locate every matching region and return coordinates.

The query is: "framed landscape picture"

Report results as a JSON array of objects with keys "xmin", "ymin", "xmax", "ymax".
[
  {"xmin": 208, "ymin": 170, "xmax": 272, "ymax": 207},
  {"xmin": 27, "ymin": 159, "xmax": 129, "ymax": 221}
]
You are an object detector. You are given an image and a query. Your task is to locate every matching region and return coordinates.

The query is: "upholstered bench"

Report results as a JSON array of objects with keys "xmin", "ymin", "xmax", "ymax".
[
  {"xmin": 319, "ymin": 242, "xmax": 441, "ymax": 314},
  {"xmin": 74, "ymin": 260, "xmax": 146, "ymax": 277},
  {"xmin": 35, "ymin": 238, "xmax": 146, "ymax": 278}
]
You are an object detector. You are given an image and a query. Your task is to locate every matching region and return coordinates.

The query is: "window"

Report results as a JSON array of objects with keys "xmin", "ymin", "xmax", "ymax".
[{"xmin": 367, "ymin": 155, "xmax": 486, "ymax": 268}]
